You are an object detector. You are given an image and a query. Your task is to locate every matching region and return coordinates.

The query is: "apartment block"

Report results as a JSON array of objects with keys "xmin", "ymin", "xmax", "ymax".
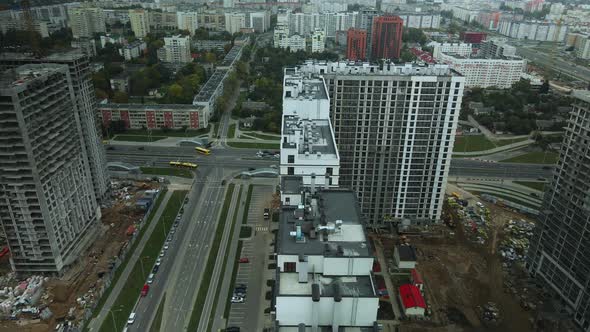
[
  {"xmin": 67, "ymin": 7, "xmax": 106, "ymax": 39},
  {"xmin": 99, "ymin": 104, "xmax": 208, "ymax": 130},
  {"xmin": 0, "ymin": 64, "xmax": 99, "ymax": 273},
  {"xmin": 119, "ymin": 41, "xmax": 147, "ymax": 61},
  {"xmin": 0, "ymin": 51, "xmax": 110, "ymax": 202},
  {"xmin": 157, "ymin": 35, "xmax": 191, "ymax": 64},
  {"xmin": 430, "ymin": 42, "xmax": 473, "ymax": 59},
  {"xmin": 297, "ymin": 61, "xmax": 465, "ymax": 224},
  {"xmin": 346, "ymin": 28, "xmax": 367, "ymax": 61},
  {"xmin": 311, "ymin": 29, "xmax": 326, "ymax": 53},
  {"xmin": 526, "ymin": 90, "xmax": 590, "ymax": 331},
  {"xmin": 176, "ymin": 11, "xmax": 199, "ymax": 36},
  {"xmin": 224, "ymin": 12, "xmax": 247, "ymax": 34},
  {"xmin": 371, "ymin": 15, "xmax": 404, "ymax": 60},
  {"xmin": 129, "ymin": 9, "xmax": 150, "ymax": 38}
]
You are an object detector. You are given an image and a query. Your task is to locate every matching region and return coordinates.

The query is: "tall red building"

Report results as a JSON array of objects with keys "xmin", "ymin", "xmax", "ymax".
[
  {"xmin": 371, "ymin": 15, "xmax": 403, "ymax": 60},
  {"xmin": 346, "ymin": 28, "xmax": 367, "ymax": 61}
]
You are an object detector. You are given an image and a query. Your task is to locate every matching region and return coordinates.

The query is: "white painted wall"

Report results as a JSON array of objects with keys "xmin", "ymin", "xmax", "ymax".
[
  {"xmin": 281, "ymin": 193, "xmax": 302, "ymax": 206},
  {"xmin": 276, "ymin": 296, "xmax": 379, "ymax": 326},
  {"xmin": 278, "ymin": 255, "xmax": 373, "ymax": 276}
]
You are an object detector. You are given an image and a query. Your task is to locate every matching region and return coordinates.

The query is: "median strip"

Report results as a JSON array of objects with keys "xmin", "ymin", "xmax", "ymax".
[
  {"xmin": 206, "ymin": 186, "xmax": 243, "ymax": 332},
  {"xmin": 187, "ymin": 184, "xmax": 236, "ymax": 331}
]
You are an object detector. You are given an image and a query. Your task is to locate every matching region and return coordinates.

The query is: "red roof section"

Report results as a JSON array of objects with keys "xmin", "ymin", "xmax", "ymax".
[
  {"xmin": 411, "ymin": 269, "xmax": 423, "ymax": 284},
  {"xmin": 399, "ymin": 284, "xmax": 426, "ymax": 309}
]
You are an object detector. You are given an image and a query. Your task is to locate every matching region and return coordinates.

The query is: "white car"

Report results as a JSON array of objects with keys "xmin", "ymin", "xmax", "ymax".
[
  {"xmin": 147, "ymin": 273, "xmax": 155, "ymax": 284},
  {"xmin": 164, "ymin": 244, "xmax": 169, "ymax": 250},
  {"xmin": 231, "ymin": 296, "xmax": 244, "ymax": 303},
  {"xmin": 159, "ymin": 250, "xmax": 165, "ymax": 257},
  {"xmin": 127, "ymin": 312, "xmax": 136, "ymax": 324},
  {"xmin": 156, "ymin": 258, "xmax": 162, "ymax": 264}
]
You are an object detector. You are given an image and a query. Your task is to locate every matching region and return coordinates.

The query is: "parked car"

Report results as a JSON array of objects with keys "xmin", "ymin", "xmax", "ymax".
[
  {"xmin": 127, "ymin": 313, "xmax": 136, "ymax": 324},
  {"xmin": 141, "ymin": 284, "xmax": 149, "ymax": 297},
  {"xmin": 147, "ymin": 273, "xmax": 155, "ymax": 284},
  {"xmin": 159, "ymin": 250, "xmax": 165, "ymax": 257},
  {"xmin": 231, "ymin": 296, "xmax": 244, "ymax": 303},
  {"xmin": 263, "ymin": 208, "xmax": 270, "ymax": 219},
  {"xmin": 234, "ymin": 291, "xmax": 246, "ymax": 297},
  {"xmin": 236, "ymin": 284, "xmax": 247, "ymax": 289},
  {"xmin": 226, "ymin": 327, "xmax": 240, "ymax": 332},
  {"xmin": 239, "ymin": 257, "xmax": 249, "ymax": 263},
  {"xmin": 156, "ymin": 258, "xmax": 162, "ymax": 265},
  {"xmin": 164, "ymin": 244, "xmax": 169, "ymax": 250},
  {"xmin": 152, "ymin": 265, "xmax": 159, "ymax": 274}
]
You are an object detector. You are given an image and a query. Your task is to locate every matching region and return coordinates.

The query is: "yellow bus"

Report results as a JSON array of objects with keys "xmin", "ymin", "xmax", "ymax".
[
  {"xmin": 195, "ymin": 147, "xmax": 211, "ymax": 155},
  {"xmin": 169, "ymin": 161, "xmax": 182, "ymax": 167},
  {"xmin": 181, "ymin": 162, "xmax": 198, "ymax": 169}
]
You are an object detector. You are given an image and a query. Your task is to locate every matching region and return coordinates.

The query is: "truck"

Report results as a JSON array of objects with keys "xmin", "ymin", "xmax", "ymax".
[{"xmin": 263, "ymin": 208, "xmax": 270, "ymax": 219}]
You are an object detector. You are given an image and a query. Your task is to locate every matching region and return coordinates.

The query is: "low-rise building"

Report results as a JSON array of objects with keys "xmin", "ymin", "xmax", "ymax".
[
  {"xmin": 119, "ymin": 41, "xmax": 147, "ymax": 61},
  {"xmin": 157, "ymin": 35, "xmax": 191, "ymax": 63},
  {"xmin": 192, "ymin": 40, "xmax": 230, "ymax": 51},
  {"xmin": 98, "ymin": 104, "xmax": 208, "ymax": 130},
  {"xmin": 100, "ymin": 34, "xmax": 126, "ymax": 47},
  {"xmin": 399, "ymin": 284, "xmax": 426, "ymax": 316},
  {"xmin": 430, "ymin": 42, "xmax": 473, "ymax": 59},
  {"xmin": 110, "ymin": 72, "xmax": 129, "ymax": 93},
  {"xmin": 394, "ymin": 245, "xmax": 417, "ymax": 269}
]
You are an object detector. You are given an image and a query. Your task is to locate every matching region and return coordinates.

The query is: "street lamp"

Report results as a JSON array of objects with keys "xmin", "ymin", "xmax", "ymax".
[{"xmin": 108, "ymin": 306, "xmax": 124, "ymax": 332}]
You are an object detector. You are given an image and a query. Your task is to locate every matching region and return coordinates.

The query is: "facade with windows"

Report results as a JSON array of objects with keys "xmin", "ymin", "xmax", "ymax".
[
  {"xmin": 297, "ymin": 61, "xmax": 465, "ymax": 225},
  {"xmin": 157, "ymin": 35, "xmax": 191, "ymax": 63},
  {"xmin": 98, "ymin": 104, "xmax": 208, "ymax": 130},
  {"xmin": 526, "ymin": 90, "xmax": 590, "ymax": 331}
]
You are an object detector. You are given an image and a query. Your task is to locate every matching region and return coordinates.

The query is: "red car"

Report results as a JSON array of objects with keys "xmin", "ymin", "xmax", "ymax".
[
  {"xmin": 141, "ymin": 284, "xmax": 150, "ymax": 297},
  {"xmin": 239, "ymin": 258, "xmax": 249, "ymax": 263}
]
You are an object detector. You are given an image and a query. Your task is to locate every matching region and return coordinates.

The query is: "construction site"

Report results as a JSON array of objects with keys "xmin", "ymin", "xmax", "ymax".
[
  {"xmin": 371, "ymin": 187, "xmax": 543, "ymax": 332},
  {"xmin": 0, "ymin": 180, "xmax": 161, "ymax": 332}
]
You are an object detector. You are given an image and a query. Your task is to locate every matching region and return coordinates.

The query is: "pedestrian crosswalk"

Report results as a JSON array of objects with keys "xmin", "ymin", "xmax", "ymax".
[{"xmin": 255, "ymin": 226, "xmax": 268, "ymax": 232}]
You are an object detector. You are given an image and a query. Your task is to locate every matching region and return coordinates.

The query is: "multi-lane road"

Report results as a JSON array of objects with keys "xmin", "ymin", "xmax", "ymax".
[{"xmin": 516, "ymin": 45, "xmax": 590, "ymax": 82}]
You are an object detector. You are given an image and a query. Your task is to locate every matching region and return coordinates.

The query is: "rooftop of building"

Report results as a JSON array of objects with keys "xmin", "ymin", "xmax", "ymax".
[
  {"xmin": 442, "ymin": 52, "xmax": 524, "ymax": 61},
  {"xmin": 281, "ymin": 176, "xmax": 303, "ymax": 195},
  {"xmin": 277, "ymin": 190, "xmax": 370, "ymax": 257},
  {"xmin": 0, "ymin": 50, "xmax": 86, "ymax": 62},
  {"xmin": 219, "ymin": 44, "xmax": 243, "ymax": 67},
  {"xmin": 281, "ymin": 115, "xmax": 337, "ymax": 157},
  {"xmin": 98, "ymin": 103, "xmax": 205, "ymax": 110},
  {"xmin": 278, "ymin": 327, "xmax": 379, "ymax": 332},
  {"xmin": 0, "ymin": 64, "xmax": 66, "ymax": 90},
  {"xmin": 278, "ymin": 273, "xmax": 376, "ymax": 297},
  {"xmin": 396, "ymin": 245, "xmax": 417, "ymax": 262},
  {"xmin": 192, "ymin": 69, "xmax": 228, "ymax": 103},
  {"xmin": 572, "ymin": 89, "xmax": 590, "ymax": 104},
  {"xmin": 296, "ymin": 60, "xmax": 460, "ymax": 77},
  {"xmin": 283, "ymin": 71, "xmax": 328, "ymax": 101}
]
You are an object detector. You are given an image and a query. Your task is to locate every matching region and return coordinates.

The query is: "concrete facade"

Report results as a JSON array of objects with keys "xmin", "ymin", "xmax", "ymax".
[{"xmin": 0, "ymin": 64, "xmax": 100, "ymax": 274}]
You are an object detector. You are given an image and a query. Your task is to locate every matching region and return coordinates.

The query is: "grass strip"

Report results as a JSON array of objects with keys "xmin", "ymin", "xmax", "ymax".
[
  {"xmin": 240, "ymin": 132, "xmax": 280, "ymax": 140},
  {"xmin": 98, "ymin": 190, "xmax": 188, "ymax": 332},
  {"xmin": 140, "ymin": 167, "xmax": 194, "ymax": 179},
  {"xmin": 223, "ymin": 241, "xmax": 243, "ymax": 318},
  {"xmin": 84, "ymin": 189, "xmax": 167, "ymax": 330},
  {"xmin": 239, "ymin": 226, "xmax": 252, "ymax": 239},
  {"xmin": 227, "ymin": 142, "xmax": 280, "ymax": 149},
  {"xmin": 500, "ymin": 151, "xmax": 559, "ymax": 164},
  {"xmin": 228, "ymin": 124, "xmax": 236, "ymax": 139},
  {"xmin": 149, "ymin": 293, "xmax": 166, "ymax": 332},
  {"xmin": 242, "ymin": 185, "xmax": 253, "ymax": 225},
  {"xmin": 206, "ymin": 187, "xmax": 243, "ymax": 332},
  {"xmin": 112, "ymin": 135, "xmax": 166, "ymax": 142},
  {"xmin": 187, "ymin": 184, "xmax": 235, "ymax": 331}
]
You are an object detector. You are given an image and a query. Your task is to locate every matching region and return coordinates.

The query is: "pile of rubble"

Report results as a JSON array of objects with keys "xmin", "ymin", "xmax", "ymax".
[
  {"xmin": 458, "ymin": 204, "xmax": 490, "ymax": 245},
  {"xmin": 499, "ymin": 219, "xmax": 534, "ymax": 266},
  {"xmin": 0, "ymin": 275, "xmax": 50, "ymax": 320}
]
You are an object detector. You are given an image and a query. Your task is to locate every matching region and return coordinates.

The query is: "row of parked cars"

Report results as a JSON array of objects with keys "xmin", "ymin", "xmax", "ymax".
[{"xmin": 126, "ymin": 201, "xmax": 187, "ymax": 327}]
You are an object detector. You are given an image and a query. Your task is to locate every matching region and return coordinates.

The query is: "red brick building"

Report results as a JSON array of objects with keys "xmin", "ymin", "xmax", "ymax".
[
  {"xmin": 371, "ymin": 15, "xmax": 404, "ymax": 60},
  {"xmin": 460, "ymin": 31, "xmax": 487, "ymax": 44},
  {"xmin": 346, "ymin": 28, "xmax": 367, "ymax": 61}
]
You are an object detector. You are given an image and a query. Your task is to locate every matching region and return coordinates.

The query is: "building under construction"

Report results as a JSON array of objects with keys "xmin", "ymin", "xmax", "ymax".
[{"xmin": 0, "ymin": 64, "xmax": 100, "ymax": 274}]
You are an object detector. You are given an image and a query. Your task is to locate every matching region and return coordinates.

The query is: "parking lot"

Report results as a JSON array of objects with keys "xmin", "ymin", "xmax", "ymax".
[{"xmin": 226, "ymin": 185, "xmax": 274, "ymax": 331}]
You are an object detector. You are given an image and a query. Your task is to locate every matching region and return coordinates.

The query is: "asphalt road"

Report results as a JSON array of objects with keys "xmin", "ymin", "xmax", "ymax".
[
  {"xmin": 516, "ymin": 46, "xmax": 590, "ymax": 82},
  {"xmin": 449, "ymin": 159, "xmax": 553, "ymax": 179}
]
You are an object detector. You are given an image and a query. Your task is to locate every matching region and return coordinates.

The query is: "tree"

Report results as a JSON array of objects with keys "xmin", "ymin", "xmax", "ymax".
[
  {"xmin": 540, "ymin": 80, "xmax": 550, "ymax": 94},
  {"xmin": 109, "ymin": 120, "xmax": 127, "ymax": 134},
  {"xmin": 168, "ymin": 84, "xmax": 183, "ymax": 99},
  {"xmin": 402, "ymin": 28, "xmax": 428, "ymax": 45},
  {"xmin": 113, "ymin": 91, "xmax": 129, "ymax": 103},
  {"xmin": 204, "ymin": 52, "xmax": 217, "ymax": 63}
]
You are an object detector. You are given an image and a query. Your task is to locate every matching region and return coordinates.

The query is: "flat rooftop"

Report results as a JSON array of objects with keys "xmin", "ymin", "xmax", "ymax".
[
  {"xmin": 99, "ymin": 103, "xmax": 205, "ymax": 110},
  {"xmin": 295, "ymin": 60, "xmax": 459, "ymax": 77},
  {"xmin": 282, "ymin": 115, "xmax": 337, "ymax": 156},
  {"xmin": 219, "ymin": 44, "xmax": 242, "ymax": 67},
  {"xmin": 0, "ymin": 64, "xmax": 65, "ymax": 90},
  {"xmin": 573, "ymin": 90, "xmax": 590, "ymax": 104},
  {"xmin": 278, "ymin": 190, "xmax": 370, "ymax": 257},
  {"xmin": 281, "ymin": 176, "xmax": 303, "ymax": 194},
  {"xmin": 0, "ymin": 50, "xmax": 86, "ymax": 62},
  {"xmin": 278, "ymin": 273, "xmax": 376, "ymax": 297},
  {"xmin": 283, "ymin": 74, "xmax": 328, "ymax": 101},
  {"xmin": 192, "ymin": 69, "xmax": 228, "ymax": 103},
  {"xmin": 278, "ymin": 327, "xmax": 378, "ymax": 332}
]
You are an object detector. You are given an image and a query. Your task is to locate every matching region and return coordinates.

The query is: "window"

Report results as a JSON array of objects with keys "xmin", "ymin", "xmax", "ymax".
[
  {"xmin": 326, "ymin": 167, "xmax": 333, "ymax": 175},
  {"xmin": 288, "ymin": 167, "xmax": 294, "ymax": 175},
  {"xmin": 284, "ymin": 262, "xmax": 296, "ymax": 272},
  {"xmin": 288, "ymin": 155, "xmax": 294, "ymax": 163}
]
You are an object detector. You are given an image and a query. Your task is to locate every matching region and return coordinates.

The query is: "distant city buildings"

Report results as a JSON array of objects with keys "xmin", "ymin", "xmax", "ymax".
[
  {"xmin": 346, "ymin": 28, "xmax": 367, "ymax": 61},
  {"xmin": 176, "ymin": 11, "xmax": 199, "ymax": 36},
  {"xmin": 498, "ymin": 20, "xmax": 569, "ymax": 42},
  {"xmin": 430, "ymin": 42, "xmax": 473, "ymax": 59},
  {"xmin": 461, "ymin": 31, "xmax": 488, "ymax": 44},
  {"xmin": 371, "ymin": 15, "xmax": 404, "ymax": 60},
  {"xmin": 68, "ymin": 7, "xmax": 106, "ymax": 39},
  {"xmin": 526, "ymin": 89, "xmax": 590, "ymax": 332},
  {"xmin": 224, "ymin": 12, "xmax": 247, "ymax": 34},
  {"xmin": 158, "ymin": 35, "xmax": 191, "ymax": 63},
  {"xmin": 119, "ymin": 41, "xmax": 147, "ymax": 61},
  {"xmin": 311, "ymin": 29, "xmax": 326, "ymax": 53},
  {"xmin": 296, "ymin": 61, "xmax": 465, "ymax": 224},
  {"xmin": 0, "ymin": 64, "xmax": 100, "ymax": 274},
  {"xmin": 99, "ymin": 104, "xmax": 208, "ymax": 130}
]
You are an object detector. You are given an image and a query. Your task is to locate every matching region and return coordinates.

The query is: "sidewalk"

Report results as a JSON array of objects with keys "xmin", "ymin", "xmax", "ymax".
[{"xmin": 87, "ymin": 190, "xmax": 173, "ymax": 332}]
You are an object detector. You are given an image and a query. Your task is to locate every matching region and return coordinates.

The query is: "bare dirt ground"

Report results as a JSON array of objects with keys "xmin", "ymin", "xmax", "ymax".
[
  {"xmin": 0, "ymin": 181, "xmax": 159, "ymax": 332},
  {"xmin": 376, "ymin": 199, "xmax": 536, "ymax": 332}
]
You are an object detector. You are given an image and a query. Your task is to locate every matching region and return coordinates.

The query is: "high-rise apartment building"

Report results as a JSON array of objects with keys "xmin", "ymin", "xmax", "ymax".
[
  {"xmin": 371, "ymin": 15, "xmax": 404, "ymax": 60},
  {"xmin": 129, "ymin": 9, "xmax": 150, "ymax": 38},
  {"xmin": 346, "ymin": 28, "xmax": 367, "ymax": 61},
  {"xmin": 68, "ymin": 7, "xmax": 106, "ymax": 39},
  {"xmin": 526, "ymin": 90, "xmax": 590, "ymax": 331},
  {"xmin": 0, "ymin": 51, "xmax": 110, "ymax": 202},
  {"xmin": 224, "ymin": 12, "xmax": 246, "ymax": 34},
  {"xmin": 311, "ymin": 29, "xmax": 326, "ymax": 53},
  {"xmin": 177, "ymin": 11, "xmax": 199, "ymax": 35},
  {"xmin": 0, "ymin": 64, "xmax": 100, "ymax": 273},
  {"xmin": 358, "ymin": 9, "xmax": 378, "ymax": 59},
  {"xmin": 157, "ymin": 35, "xmax": 192, "ymax": 63},
  {"xmin": 298, "ymin": 61, "xmax": 465, "ymax": 224}
]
